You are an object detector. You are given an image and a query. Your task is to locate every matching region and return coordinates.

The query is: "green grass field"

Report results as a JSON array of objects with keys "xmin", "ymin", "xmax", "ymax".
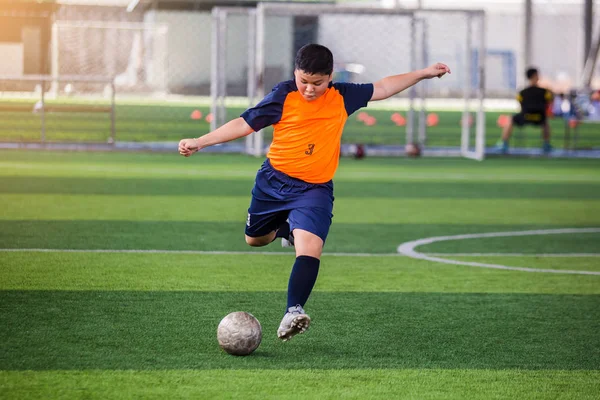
[
  {"xmin": 1, "ymin": 98, "xmax": 597, "ymax": 149},
  {"xmin": 1, "ymin": 150, "xmax": 599, "ymax": 399}
]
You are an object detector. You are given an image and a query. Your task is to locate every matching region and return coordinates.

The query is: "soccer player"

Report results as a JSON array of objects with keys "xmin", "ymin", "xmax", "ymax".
[
  {"xmin": 179, "ymin": 44, "xmax": 450, "ymax": 341},
  {"xmin": 498, "ymin": 67, "xmax": 554, "ymax": 154}
]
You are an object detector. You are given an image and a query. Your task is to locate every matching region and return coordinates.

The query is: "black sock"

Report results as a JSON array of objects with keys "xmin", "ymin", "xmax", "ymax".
[
  {"xmin": 287, "ymin": 255, "xmax": 320, "ymax": 310},
  {"xmin": 275, "ymin": 220, "xmax": 290, "ymax": 239}
]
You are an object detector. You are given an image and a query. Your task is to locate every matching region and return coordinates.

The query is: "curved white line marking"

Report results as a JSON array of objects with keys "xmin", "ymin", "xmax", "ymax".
[
  {"xmin": 427, "ymin": 253, "xmax": 600, "ymax": 257},
  {"xmin": 397, "ymin": 228, "xmax": 600, "ymax": 276}
]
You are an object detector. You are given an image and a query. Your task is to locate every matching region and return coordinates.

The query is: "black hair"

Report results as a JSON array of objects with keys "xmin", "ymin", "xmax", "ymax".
[
  {"xmin": 294, "ymin": 44, "xmax": 334, "ymax": 76},
  {"xmin": 526, "ymin": 67, "xmax": 539, "ymax": 79}
]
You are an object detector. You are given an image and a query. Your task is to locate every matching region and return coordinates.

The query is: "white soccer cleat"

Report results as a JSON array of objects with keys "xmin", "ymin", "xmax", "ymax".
[{"xmin": 277, "ymin": 305, "xmax": 311, "ymax": 341}]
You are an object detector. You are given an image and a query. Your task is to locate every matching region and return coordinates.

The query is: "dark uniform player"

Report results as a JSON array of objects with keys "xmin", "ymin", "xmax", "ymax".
[
  {"xmin": 179, "ymin": 44, "xmax": 450, "ymax": 342},
  {"xmin": 499, "ymin": 67, "xmax": 553, "ymax": 154}
]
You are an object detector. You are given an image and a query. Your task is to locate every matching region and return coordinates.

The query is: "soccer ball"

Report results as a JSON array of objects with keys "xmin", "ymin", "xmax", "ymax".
[{"xmin": 217, "ymin": 311, "xmax": 262, "ymax": 356}]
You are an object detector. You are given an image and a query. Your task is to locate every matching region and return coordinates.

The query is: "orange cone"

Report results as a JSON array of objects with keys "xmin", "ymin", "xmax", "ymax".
[
  {"xmin": 426, "ymin": 113, "xmax": 439, "ymax": 127},
  {"xmin": 391, "ymin": 112, "xmax": 406, "ymax": 126},
  {"xmin": 205, "ymin": 113, "xmax": 213, "ymax": 123},
  {"xmin": 191, "ymin": 109, "xmax": 202, "ymax": 120},
  {"xmin": 364, "ymin": 116, "xmax": 377, "ymax": 126}
]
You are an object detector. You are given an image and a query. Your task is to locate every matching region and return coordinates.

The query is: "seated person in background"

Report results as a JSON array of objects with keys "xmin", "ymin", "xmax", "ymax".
[
  {"xmin": 498, "ymin": 67, "xmax": 553, "ymax": 154},
  {"xmin": 589, "ymin": 90, "xmax": 600, "ymax": 121}
]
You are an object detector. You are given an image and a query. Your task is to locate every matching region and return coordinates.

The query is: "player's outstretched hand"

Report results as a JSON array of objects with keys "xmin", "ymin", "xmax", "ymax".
[
  {"xmin": 178, "ymin": 138, "xmax": 199, "ymax": 157},
  {"xmin": 423, "ymin": 63, "xmax": 451, "ymax": 79}
]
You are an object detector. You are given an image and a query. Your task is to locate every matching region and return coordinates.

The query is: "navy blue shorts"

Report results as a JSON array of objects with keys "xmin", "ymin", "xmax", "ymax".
[{"xmin": 245, "ymin": 159, "xmax": 334, "ymax": 243}]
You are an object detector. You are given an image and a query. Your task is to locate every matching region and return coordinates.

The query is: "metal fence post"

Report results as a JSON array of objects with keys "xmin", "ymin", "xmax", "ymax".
[{"xmin": 40, "ymin": 78, "xmax": 46, "ymax": 143}]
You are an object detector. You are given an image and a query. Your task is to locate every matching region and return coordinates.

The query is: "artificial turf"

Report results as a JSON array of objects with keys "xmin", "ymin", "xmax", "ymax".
[{"xmin": 1, "ymin": 150, "xmax": 599, "ymax": 399}]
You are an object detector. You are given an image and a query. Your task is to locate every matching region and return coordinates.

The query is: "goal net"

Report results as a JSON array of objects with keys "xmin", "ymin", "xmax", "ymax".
[
  {"xmin": 51, "ymin": 21, "xmax": 169, "ymax": 96},
  {"xmin": 212, "ymin": 4, "xmax": 486, "ymax": 160}
]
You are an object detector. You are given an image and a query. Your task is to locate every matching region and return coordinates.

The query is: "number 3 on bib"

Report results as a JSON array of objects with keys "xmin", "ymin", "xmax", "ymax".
[{"xmin": 305, "ymin": 144, "xmax": 315, "ymax": 156}]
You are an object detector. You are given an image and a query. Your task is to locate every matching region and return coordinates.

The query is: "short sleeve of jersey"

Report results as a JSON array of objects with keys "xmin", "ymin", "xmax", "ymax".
[
  {"xmin": 241, "ymin": 81, "xmax": 292, "ymax": 131},
  {"xmin": 333, "ymin": 82, "xmax": 374, "ymax": 116}
]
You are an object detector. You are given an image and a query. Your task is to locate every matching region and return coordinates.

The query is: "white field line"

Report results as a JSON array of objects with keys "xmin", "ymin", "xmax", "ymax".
[
  {"xmin": 2, "ymin": 229, "xmax": 599, "ymax": 275},
  {"xmin": 397, "ymin": 228, "xmax": 600, "ymax": 276},
  {"xmin": 428, "ymin": 253, "xmax": 600, "ymax": 257}
]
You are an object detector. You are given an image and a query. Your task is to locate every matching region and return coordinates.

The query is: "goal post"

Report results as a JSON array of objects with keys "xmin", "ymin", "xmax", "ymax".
[
  {"xmin": 454, "ymin": 9, "xmax": 486, "ymax": 161},
  {"xmin": 412, "ymin": 8, "xmax": 486, "ymax": 160},
  {"xmin": 211, "ymin": 7, "xmax": 257, "ymax": 155}
]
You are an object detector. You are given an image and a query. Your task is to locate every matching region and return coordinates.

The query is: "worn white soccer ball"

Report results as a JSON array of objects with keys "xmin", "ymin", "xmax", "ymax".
[{"xmin": 217, "ymin": 311, "xmax": 262, "ymax": 356}]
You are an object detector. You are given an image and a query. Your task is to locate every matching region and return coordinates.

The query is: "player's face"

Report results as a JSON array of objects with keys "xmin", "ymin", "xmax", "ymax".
[{"xmin": 294, "ymin": 70, "xmax": 332, "ymax": 101}]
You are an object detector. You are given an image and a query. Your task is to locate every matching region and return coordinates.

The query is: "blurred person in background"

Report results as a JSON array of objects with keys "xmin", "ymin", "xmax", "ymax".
[
  {"xmin": 588, "ymin": 90, "xmax": 600, "ymax": 120},
  {"xmin": 497, "ymin": 67, "xmax": 554, "ymax": 154}
]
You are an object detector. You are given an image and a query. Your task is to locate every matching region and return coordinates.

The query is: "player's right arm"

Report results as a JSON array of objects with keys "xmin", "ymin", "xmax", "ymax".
[{"xmin": 178, "ymin": 117, "xmax": 254, "ymax": 157}]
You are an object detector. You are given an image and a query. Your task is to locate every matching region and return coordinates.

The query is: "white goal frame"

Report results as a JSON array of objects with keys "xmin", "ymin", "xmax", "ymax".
[
  {"xmin": 211, "ymin": 7, "xmax": 257, "ymax": 155},
  {"xmin": 212, "ymin": 4, "xmax": 486, "ymax": 160}
]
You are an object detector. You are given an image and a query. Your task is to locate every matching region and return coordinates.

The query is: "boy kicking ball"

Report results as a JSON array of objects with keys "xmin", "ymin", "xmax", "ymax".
[{"xmin": 179, "ymin": 44, "xmax": 450, "ymax": 341}]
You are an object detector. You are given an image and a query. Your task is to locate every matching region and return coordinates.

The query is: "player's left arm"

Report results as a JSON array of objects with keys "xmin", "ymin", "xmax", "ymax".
[{"xmin": 371, "ymin": 63, "xmax": 451, "ymax": 101}]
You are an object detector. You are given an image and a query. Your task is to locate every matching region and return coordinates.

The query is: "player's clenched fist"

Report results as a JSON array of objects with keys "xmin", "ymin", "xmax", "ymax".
[
  {"xmin": 423, "ymin": 63, "xmax": 451, "ymax": 79},
  {"xmin": 178, "ymin": 138, "xmax": 199, "ymax": 157}
]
